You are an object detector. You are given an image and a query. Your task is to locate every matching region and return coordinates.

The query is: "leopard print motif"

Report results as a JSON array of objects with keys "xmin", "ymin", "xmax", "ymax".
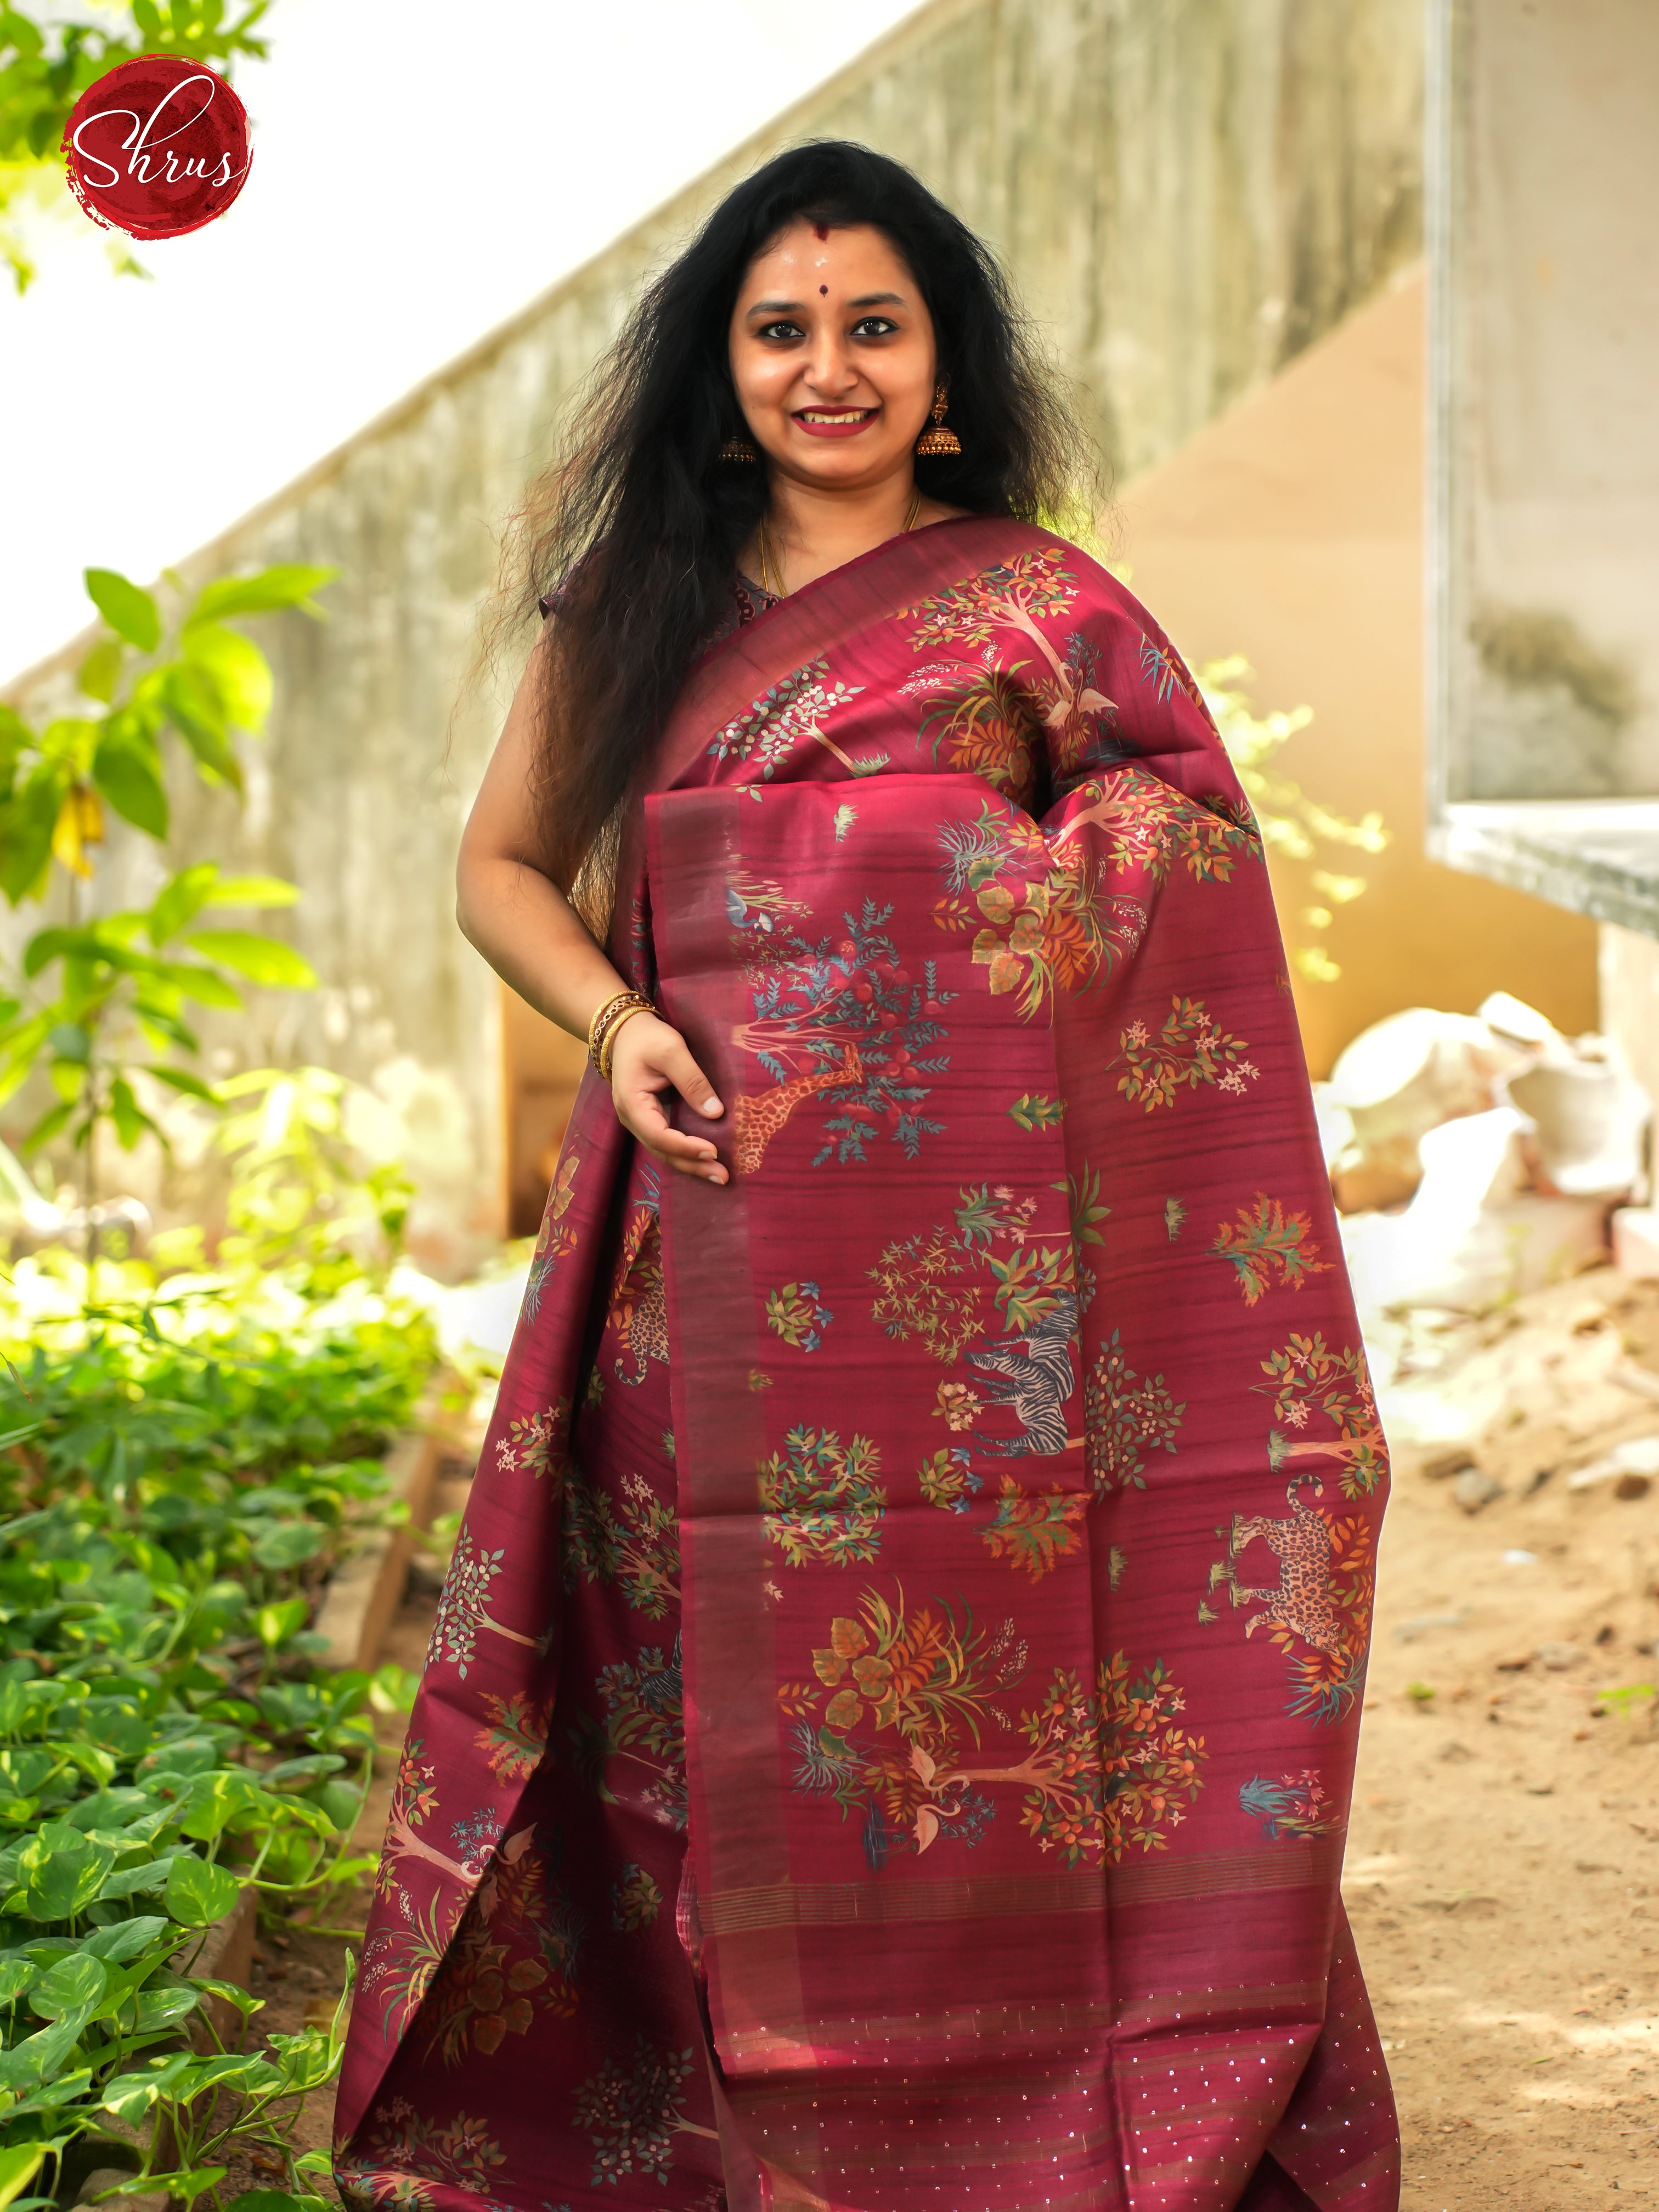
[{"xmin": 606, "ymin": 1201, "xmax": 669, "ymax": 1386}]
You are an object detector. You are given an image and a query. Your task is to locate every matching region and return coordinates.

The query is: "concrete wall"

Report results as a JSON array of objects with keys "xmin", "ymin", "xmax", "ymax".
[
  {"xmin": 4, "ymin": 0, "xmax": 1426, "ymax": 1265},
  {"xmin": 1118, "ymin": 266, "xmax": 1598, "ymax": 1077}
]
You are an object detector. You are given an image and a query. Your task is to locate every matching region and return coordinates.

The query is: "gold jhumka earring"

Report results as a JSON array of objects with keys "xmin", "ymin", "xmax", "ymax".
[
  {"xmin": 719, "ymin": 435, "xmax": 758, "ymax": 462},
  {"xmin": 915, "ymin": 380, "xmax": 962, "ymax": 456}
]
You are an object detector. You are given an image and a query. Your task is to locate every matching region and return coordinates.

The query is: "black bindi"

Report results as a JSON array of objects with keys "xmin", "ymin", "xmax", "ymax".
[
  {"xmin": 819, "ymin": 284, "xmax": 828, "ymax": 295},
  {"xmin": 813, "ymin": 222, "xmax": 829, "ymax": 240}
]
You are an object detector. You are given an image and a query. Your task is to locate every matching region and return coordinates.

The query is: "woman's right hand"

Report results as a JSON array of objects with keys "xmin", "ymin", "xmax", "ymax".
[{"xmin": 608, "ymin": 1013, "xmax": 729, "ymax": 1185}]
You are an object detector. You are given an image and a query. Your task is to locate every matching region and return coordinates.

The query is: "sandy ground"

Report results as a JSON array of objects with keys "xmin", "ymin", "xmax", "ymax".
[{"xmin": 1353, "ymin": 1267, "xmax": 1659, "ymax": 2208}]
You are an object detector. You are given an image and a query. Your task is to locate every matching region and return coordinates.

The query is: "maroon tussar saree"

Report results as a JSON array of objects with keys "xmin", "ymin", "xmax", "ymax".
[{"xmin": 335, "ymin": 517, "xmax": 1400, "ymax": 2212}]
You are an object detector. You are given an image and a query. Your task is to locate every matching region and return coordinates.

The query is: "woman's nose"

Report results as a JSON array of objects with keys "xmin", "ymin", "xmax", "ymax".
[{"xmin": 803, "ymin": 338, "xmax": 859, "ymax": 395}]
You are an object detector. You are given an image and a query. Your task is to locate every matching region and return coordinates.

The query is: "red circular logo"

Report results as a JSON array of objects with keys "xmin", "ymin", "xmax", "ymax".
[{"xmin": 62, "ymin": 53, "xmax": 251, "ymax": 242}]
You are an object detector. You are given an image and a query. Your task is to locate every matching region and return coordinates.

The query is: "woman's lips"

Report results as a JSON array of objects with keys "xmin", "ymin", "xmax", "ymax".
[{"xmin": 793, "ymin": 408, "xmax": 878, "ymax": 439}]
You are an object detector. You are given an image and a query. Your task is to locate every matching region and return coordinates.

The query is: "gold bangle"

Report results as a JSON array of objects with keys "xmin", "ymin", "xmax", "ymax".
[
  {"xmin": 588, "ymin": 989, "xmax": 657, "ymax": 1079},
  {"xmin": 597, "ymin": 999, "xmax": 654, "ymax": 1082}
]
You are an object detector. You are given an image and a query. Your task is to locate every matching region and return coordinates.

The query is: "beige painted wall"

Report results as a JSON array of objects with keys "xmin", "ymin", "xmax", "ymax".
[
  {"xmin": 1117, "ymin": 265, "xmax": 1598, "ymax": 1078},
  {"xmin": 5, "ymin": 0, "xmax": 1427, "ymax": 1261}
]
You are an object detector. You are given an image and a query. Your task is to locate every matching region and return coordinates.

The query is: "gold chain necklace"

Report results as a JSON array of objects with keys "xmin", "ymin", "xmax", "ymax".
[{"xmin": 757, "ymin": 488, "xmax": 922, "ymax": 601}]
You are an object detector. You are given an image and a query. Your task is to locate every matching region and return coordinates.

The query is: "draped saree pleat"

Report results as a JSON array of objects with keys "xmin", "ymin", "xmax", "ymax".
[{"xmin": 335, "ymin": 516, "xmax": 1401, "ymax": 2212}]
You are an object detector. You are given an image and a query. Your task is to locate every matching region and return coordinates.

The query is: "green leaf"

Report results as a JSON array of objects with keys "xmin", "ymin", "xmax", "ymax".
[
  {"xmin": 256, "ymin": 1599, "xmax": 307, "ymax": 1650},
  {"xmin": 160, "ymin": 666, "xmax": 243, "ymax": 794},
  {"xmin": 149, "ymin": 862, "xmax": 221, "ymax": 945},
  {"xmin": 190, "ymin": 565, "xmax": 337, "ymax": 622},
  {"xmin": 132, "ymin": 1984, "xmax": 198, "ymax": 2030},
  {"xmin": 0, "ymin": 2146, "xmax": 46, "ymax": 2212},
  {"xmin": 161, "ymin": 1854, "xmax": 241, "ymax": 1928},
  {"xmin": 146, "ymin": 1065, "xmax": 221, "ymax": 1104},
  {"xmin": 47, "ymin": 1021, "xmax": 89, "ymax": 1064},
  {"xmin": 110, "ymin": 1076, "xmax": 157, "ymax": 1151},
  {"xmin": 84, "ymin": 1914, "xmax": 168, "ymax": 1962},
  {"xmin": 77, "ymin": 637, "xmax": 125, "ymax": 704},
  {"xmin": 180, "ymin": 623, "xmax": 273, "ymax": 732},
  {"xmin": 250, "ymin": 1521, "xmax": 323, "ymax": 1571},
  {"xmin": 160, "ymin": 963, "xmax": 243, "ymax": 1011},
  {"xmin": 0, "ymin": 1959, "xmax": 33, "ymax": 2005},
  {"xmin": 205, "ymin": 874, "xmax": 300, "ymax": 909},
  {"xmin": 29, "ymin": 1953, "xmax": 105, "ymax": 2019},
  {"xmin": 140, "ymin": 2172, "xmax": 228, "ymax": 2207},
  {"xmin": 93, "ymin": 724, "xmax": 168, "ymax": 839},
  {"xmin": 186, "ymin": 931, "xmax": 315, "ymax": 989},
  {"xmin": 84, "ymin": 570, "xmax": 160, "ymax": 653},
  {"xmin": 15, "ymin": 1823, "xmax": 114, "ymax": 1920}
]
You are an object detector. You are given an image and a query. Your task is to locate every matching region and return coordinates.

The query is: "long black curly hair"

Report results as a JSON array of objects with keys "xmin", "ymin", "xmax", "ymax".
[{"xmin": 496, "ymin": 139, "xmax": 1097, "ymax": 927}]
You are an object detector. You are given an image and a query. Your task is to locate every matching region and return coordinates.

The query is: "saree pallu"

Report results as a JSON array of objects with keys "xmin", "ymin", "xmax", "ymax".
[{"xmin": 335, "ymin": 517, "xmax": 1401, "ymax": 2212}]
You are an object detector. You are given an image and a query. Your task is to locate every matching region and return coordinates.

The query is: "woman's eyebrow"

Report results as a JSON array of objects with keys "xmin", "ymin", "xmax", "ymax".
[
  {"xmin": 745, "ymin": 298, "xmax": 803, "ymax": 317},
  {"xmin": 848, "ymin": 292, "xmax": 906, "ymax": 309}
]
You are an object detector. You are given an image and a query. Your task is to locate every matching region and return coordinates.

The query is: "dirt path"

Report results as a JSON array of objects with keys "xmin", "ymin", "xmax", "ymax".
[{"xmin": 1354, "ymin": 1269, "xmax": 1659, "ymax": 2207}]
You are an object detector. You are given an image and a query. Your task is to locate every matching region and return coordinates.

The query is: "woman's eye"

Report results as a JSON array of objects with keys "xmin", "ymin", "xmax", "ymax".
[
  {"xmin": 758, "ymin": 320, "xmax": 804, "ymax": 342},
  {"xmin": 851, "ymin": 317, "xmax": 899, "ymax": 338}
]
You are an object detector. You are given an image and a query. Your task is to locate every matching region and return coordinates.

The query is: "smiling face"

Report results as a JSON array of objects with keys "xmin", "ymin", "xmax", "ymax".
[{"xmin": 728, "ymin": 218, "xmax": 938, "ymax": 493}]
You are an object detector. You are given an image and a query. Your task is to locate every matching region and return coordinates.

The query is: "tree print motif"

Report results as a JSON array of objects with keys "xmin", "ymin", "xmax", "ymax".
[
  {"xmin": 495, "ymin": 1399, "xmax": 569, "ymax": 1483},
  {"xmin": 427, "ymin": 1532, "xmax": 544, "ymax": 1681},
  {"xmin": 574, "ymin": 2033, "xmax": 715, "ymax": 2188},
  {"xmin": 565, "ymin": 1469, "xmax": 679, "ymax": 1620},
  {"xmin": 917, "ymin": 1446, "xmax": 981, "ymax": 1511},
  {"xmin": 1136, "ymin": 631, "xmax": 1222, "ymax": 734},
  {"xmin": 360, "ymin": 1888, "xmax": 465, "ymax": 2047},
  {"xmin": 1211, "ymin": 1195, "xmax": 1329, "ymax": 1306},
  {"xmin": 935, "ymin": 802, "xmax": 1143, "ymax": 1019},
  {"xmin": 725, "ymin": 867, "xmax": 814, "ymax": 975},
  {"xmin": 573, "ymin": 1638, "xmax": 686, "ymax": 1832},
  {"xmin": 1009, "ymin": 1092, "xmax": 1066, "ymax": 1130},
  {"xmin": 706, "ymin": 658, "xmax": 874, "ymax": 780},
  {"xmin": 1239, "ymin": 1771, "xmax": 1344, "ymax": 1842},
  {"xmin": 611, "ymin": 1861, "xmax": 663, "ymax": 1932},
  {"xmin": 901, "ymin": 548, "xmax": 1118, "ymax": 777},
  {"xmin": 764, "ymin": 1279, "xmax": 833, "ymax": 1351},
  {"xmin": 523, "ymin": 1152, "xmax": 580, "ymax": 1326},
  {"xmin": 475, "ymin": 1690, "xmax": 549, "ymax": 1782},
  {"xmin": 338, "ymin": 2102, "xmax": 507, "ymax": 2211},
  {"xmin": 1165, "ymin": 1196, "xmax": 1187, "ymax": 1242},
  {"xmin": 1257, "ymin": 1332, "xmax": 1386, "ymax": 1498},
  {"xmin": 418, "ymin": 1825, "xmax": 585, "ymax": 2067},
  {"xmin": 374, "ymin": 1737, "xmax": 484, "ymax": 1900},
  {"xmin": 735, "ymin": 900, "xmax": 955, "ymax": 1167},
  {"xmin": 1082, "ymin": 1330, "xmax": 1184, "ymax": 1493},
  {"xmin": 870, "ymin": 1185, "xmax": 1063, "ymax": 1362},
  {"xmin": 1115, "ymin": 995, "xmax": 1259, "ymax": 1111},
  {"xmin": 1051, "ymin": 764, "xmax": 1260, "ymax": 887},
  {"xmin": 792, "ymin": 1588, "xmax": 1204, "ymax": 1870},
  {"xmin": 981, "ymin": 1477, "xmax": 1088, "ymax": 1583},
  {"xmin": 902, "ymin": 658, "xmax": 1040, "ymax": 806},
  {"xmin": 758, "ymin": 1425, "xmax": 885, "ymax": 1568},
  {"xmin": 1204, "ymin": 1476, "xmax": 1374, "ymax": 1724}
]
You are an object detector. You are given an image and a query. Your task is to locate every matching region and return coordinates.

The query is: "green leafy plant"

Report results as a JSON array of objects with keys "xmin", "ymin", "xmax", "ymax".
[
  {"xmin": 212, "ymin": 1069, "xmax": 413, "ymax": 1282},
  {"xmin": 0, "ymin": 3, "xmax": 270, "ymax": 292},
  {"xmin": 1198, "ymin": 656, "xmax": 1389, "ymax": 985},
  {"xmin": 0, "ymin": 866, "xmax": 313, "ymax": 1164},
  {"xmin": 0, "ymin": 1260, "xmax": 433, "ymax": 2201},
  {"xmin": 0, "ymin": 562, "xmax": 335, "ymax": 1207}
]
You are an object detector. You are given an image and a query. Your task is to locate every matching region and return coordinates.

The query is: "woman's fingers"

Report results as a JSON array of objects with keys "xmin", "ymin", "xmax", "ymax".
[
  {"xmin": 611, "ymin": 1016, "xmax": 728, "ymax": 1184},
  {"xmin": 656, "ymin": 1032, "xmax": 724, "ymax": 1120}
]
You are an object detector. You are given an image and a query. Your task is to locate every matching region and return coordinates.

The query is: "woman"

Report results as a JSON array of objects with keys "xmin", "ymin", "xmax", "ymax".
[{"xmin": 337, "ymin": 143, "xmax": 1398, "ymax": 2212}]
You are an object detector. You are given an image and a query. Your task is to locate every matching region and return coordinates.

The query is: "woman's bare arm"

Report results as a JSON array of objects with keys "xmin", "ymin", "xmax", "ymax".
[{"xmin": 455, "ymin": 645, "xmax": 728, "ymax": 1184}]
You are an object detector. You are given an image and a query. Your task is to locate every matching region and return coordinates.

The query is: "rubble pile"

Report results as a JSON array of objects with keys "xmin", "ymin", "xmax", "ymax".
[{"xmin": 1320, "ymin": 991, "xmax": 1651, "ymax": 1328}]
